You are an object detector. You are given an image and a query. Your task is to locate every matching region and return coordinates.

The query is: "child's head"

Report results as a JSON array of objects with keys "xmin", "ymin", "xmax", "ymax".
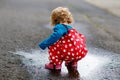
[{"xmin": 50, "ymin": 7, "xmax": 74, "ymax": 26}]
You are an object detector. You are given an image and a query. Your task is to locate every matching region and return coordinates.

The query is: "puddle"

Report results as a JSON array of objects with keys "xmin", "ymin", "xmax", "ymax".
[{"xmin": 11, "ymin": 46, "xmax": 117, "ymax": 80}]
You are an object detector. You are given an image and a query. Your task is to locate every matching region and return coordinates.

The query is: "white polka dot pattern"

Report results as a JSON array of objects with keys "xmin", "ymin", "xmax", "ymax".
[{"xmin": 48, "ymin": 29, "xmax": 88, "ymax": 65}]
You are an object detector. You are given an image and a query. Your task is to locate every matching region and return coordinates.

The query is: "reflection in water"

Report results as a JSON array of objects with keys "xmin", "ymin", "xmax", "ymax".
[
  {"xmin": 49, "ymin": 70, "xmax": 61, "ymax": 77},
  {"xmin": 12, "ymin": 48, "xmax": 109, "ymax": 80},
  {"xmin": 48, "ymin": 69, "xmax": 80, "ymax": 79}
]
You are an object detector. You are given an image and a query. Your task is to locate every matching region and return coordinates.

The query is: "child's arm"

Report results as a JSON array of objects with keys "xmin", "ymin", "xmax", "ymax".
[{"xmin": 39, "ymin": 25, "xmax": 66, "ymax": 50}]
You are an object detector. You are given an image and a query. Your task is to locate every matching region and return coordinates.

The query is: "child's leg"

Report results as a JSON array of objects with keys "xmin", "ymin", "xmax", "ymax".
[
  {"xmin": 45, "ymin": 62, "xmax": 62, "ymax": 70},
  {"xmin": 45, "ymin": 49, "xmax": 63, "ymax": 70},
  {"xmin": 65, "ymin": 61, "xmax": 79, "ymax": 77},
  {"xmin": 65, "ymin": 61, "xmax": 78, "ymax": 68}
]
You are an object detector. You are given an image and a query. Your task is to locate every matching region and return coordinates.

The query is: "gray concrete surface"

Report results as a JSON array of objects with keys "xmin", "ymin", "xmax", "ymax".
[{"xmin": 0, "ymin": 0, "xmax": 120, "ymax": 80}]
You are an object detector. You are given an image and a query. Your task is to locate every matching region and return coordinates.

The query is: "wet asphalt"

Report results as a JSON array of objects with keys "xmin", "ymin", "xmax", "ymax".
[{"xmin": 0, "ymin": 0, "xmax": 120, "ymax": 80}]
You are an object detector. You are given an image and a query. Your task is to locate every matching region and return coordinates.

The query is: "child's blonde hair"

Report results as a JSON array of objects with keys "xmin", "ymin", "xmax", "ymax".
[{"xmin": 50, "ymin": 7, "xmax": 74, "ymax": 26}]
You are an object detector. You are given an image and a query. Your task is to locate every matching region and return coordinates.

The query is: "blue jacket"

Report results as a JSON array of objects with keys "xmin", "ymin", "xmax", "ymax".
[{"xmin": 39, "ymin": 24, "xmax": 72, "ymax": 50}]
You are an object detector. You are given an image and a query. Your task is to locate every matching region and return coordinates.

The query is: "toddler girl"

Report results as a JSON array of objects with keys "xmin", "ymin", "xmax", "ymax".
[{"xmin": 39, "ymin": 7, "xmax": 88, "ymax": 72}]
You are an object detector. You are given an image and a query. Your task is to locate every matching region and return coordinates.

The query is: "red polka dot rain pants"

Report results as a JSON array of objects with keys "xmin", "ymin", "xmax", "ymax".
[{"xmin": 48, "ymin": 29, "xmax": 88, "ymax": 65}]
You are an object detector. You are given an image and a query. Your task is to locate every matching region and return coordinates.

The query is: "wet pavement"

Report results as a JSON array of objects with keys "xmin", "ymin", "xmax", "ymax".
[
  {"xmin": 12, "ymin": 46, "xmax": 120, "ymax": 80},
  {"xmin": 11, "ymin": 23, "xmax": 120, "ymax": 80},
  {"xmin": 0, "ymin": 0, "xmax": 120, "ymax": 80}
]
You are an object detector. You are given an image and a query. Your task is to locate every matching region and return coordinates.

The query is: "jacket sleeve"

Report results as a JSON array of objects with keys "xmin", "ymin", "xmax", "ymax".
[{"xmin": 39, "ymin": 26, "xmax": 65, "ymax": 50}]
